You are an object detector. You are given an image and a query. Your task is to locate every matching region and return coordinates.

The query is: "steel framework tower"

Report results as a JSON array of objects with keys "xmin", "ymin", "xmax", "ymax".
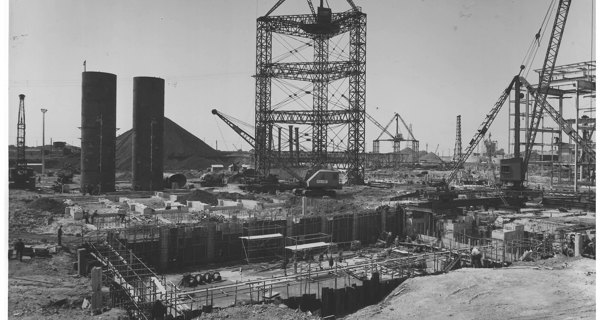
[
  {"xmin": 255, "ymin": 0, "xmax": 366, "ymax": 184},
  {"xmin": 16, "ymin": 94, "xmax": 27, "ymax": 171},
  {"xmin": 453, "ymin": 115, "xmax": 462, "ymax": 162}
]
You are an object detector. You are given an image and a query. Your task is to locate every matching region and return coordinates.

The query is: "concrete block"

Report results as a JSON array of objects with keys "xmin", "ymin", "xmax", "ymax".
[
  {"xmin": 77, "ymin": 248, "xmax": 87, "ymax": 276},
  {"xmin": 574, "ymin": 233, "xmax": 583, "ymax": 257},
  {"xmin": 91, "ymin": 267, "xmax": 102, "ymax": 292},
  {"xmin": 71, "ymin": 208, "xmax": 83, "ymax": 220},
  {"xmin": 221, "ymin": 200, "xmax": 239, "ymax": 207},
  {"xmin": 503, "ymin": 223, "xmax": 524, "ymax": 232},
  {"xmin": 91, "ymin": 291, "xmax": 103, "ymax": 311}
]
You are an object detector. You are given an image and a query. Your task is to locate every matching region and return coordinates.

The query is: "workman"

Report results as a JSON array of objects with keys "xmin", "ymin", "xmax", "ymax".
[
  {"xmin": 83, "ymin": 210, "xmax": 90, "ymax": 224},
  {"xmin": 282, "ymin": 257, "xmax": 289, "ymax": 276},
  {"xmin": 118, "ymin": 212, "xmax": 126, "ymax": 223},
  {"xmin": 150, "ymin": 300, "xmax": 166, "ymax": 320},
  {"xmin": 91, "ymin": 210, "xmax": 98, "ymax": 224},
  {"xmin": 471, "ymin": 247, "xmax": 482, "ymax": 268},
  {"xmin": 14, "ymin": 239, "xmax": 25, "ymax": 262},
  {"xmin": 57, "ymin": 225, "xmax": 63, "ymax": 246}
]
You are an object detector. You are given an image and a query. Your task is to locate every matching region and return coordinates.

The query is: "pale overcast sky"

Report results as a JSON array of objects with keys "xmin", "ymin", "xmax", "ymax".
[{"xmin": 7, "ymin": 0, "xmax": 596, "ymax": 156}]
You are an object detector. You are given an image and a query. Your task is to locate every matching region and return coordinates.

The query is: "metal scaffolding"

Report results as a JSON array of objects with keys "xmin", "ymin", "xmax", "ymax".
[
  {"xmin": 241, "ymin": 222, "xmax": 286, "ymax": 263},
  {"xmin": 254, "ymin": 1, "xmax": 366, "ymax": 184},
  {"xmin": 508, "ymin": 61, "xmax": 596, "ymax": 188},
  {"xmin": 86, "ymin": 234, "xmax": 194, "ymax": 319}
]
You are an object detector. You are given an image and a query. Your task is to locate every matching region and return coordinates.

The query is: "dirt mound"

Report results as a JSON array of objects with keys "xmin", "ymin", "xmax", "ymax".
[
  {"xmin": 177, "ymin": 190, "xmax": 218, "ymax": 206},
  {"xmin": 116, "ymin": 117, "xmax": 223, "ymax": 171},
  {"xmin": 347, "ymin": 257, "xmax": 596, "ymax": 320},
  {"xmin": 27, "ymin": 197, "xmax": 66, "ymax": 215}
]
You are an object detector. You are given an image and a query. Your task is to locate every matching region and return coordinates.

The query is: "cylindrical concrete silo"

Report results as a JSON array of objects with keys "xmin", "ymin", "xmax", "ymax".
[
  {"xmin": 132, "ymin": 77, "xmax": 165, "ymax": 191},
  {"xmin": 81, "ymin": 71, "xmax": 117, "ymax": 193}
]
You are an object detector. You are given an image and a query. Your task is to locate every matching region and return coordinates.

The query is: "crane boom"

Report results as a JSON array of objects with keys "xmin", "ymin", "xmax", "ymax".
[
  {"xmin": 16, "ymin": 94, "xmax": 27, "ymax": 170},
  {"xmin": 264, "ymin": 0, "xmax": 287, "ymax": 17},
  {"xmin": 366, "ymin": 112, "xmax": 396, "ymax": 141},
  {"xmin": 520, "ymin": 76, "xmax": 595, "ymax": 162},
  {"xmin": 211, "ymin": 109, "xmax": 255, "ymax": 148},
  {"xmin": 447, "ymin": 77, "xmax": 517, "ymax": 185},
  {"xmin": 394, "ymin": 112, "xmax": 416, "ymax": 141},
  {"xmin": 523, "ymin": 0, "xmax": 572, "ymax": 170},
  {"xmin": 212, "ymin": 109, "xmax": 305, "ymax": 182}
]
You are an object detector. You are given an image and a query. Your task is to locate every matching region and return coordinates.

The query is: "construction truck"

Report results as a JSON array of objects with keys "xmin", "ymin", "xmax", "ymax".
[
  {"xmin": 293, "ymin": 169, "xmax": 341, "ymax": 197},
  {"xmin": 9, "ymin": 167, "xmax": 36, "ymax": 189},
  {"xmin": 199, "ymin": 172, "xmax": 226, "ymax": 187},
  {"xmin": 52, "ymin": 165, "xmax": 75, "ymax": 192}
]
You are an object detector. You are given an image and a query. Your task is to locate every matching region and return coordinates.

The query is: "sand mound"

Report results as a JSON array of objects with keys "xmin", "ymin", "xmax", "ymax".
[
  {"xmin": 347, "ymin": 257, "xmax": 596, "ymax": 320},
  {"xmin": 116, "ymin": 117, "xmax": 223, "ymax": 171}
]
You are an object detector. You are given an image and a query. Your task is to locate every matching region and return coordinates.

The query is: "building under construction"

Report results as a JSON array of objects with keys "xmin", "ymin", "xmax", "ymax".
[
  {"xmin": 7, "ymin": 1, "xmax": 597, "ymax": 320},
  {"xmin": 253, "ymin": 0, "xmax": 366, "ymax": 184},
  {"xmin": 507, "ymin": 61, "xmax": 596, "ymax": 189}
]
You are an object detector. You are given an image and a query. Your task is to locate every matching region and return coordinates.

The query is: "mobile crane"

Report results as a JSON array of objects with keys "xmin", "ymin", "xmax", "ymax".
[
  {"xmin": 9, "ymin": 94, "xmax": 36, "ymax": 189},
  {"xmin": 211, "ymin": 109, "xmax": 341, "ymax": 196},
  {"xmin": 448, "ymin": 0, "xmax": 589, "ymax": 193}
]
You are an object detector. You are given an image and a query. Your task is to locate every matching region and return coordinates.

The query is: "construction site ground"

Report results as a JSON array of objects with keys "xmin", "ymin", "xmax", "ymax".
[
  {"xmin": 348, "ymin": 256, "xmax": 596, "ymax": 320},
  {"xmin": 6, "ymin": 171, "xmax": 597, "ymax": 320}
]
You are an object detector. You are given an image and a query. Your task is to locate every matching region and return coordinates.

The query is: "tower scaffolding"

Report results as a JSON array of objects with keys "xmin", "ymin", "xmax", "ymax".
[{"xmin": 255, "ymin": 1, "xmax": 367, "ymax": 184}]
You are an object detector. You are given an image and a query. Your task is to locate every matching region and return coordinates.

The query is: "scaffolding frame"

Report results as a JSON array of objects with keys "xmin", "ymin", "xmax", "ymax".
[
  {"xmin": 254, "ymin": 3, "xmax": 367, "ymax": 184},
  {"xmin": 240, "ymin": 223, "xmax": 285, "ymax": 263},
  {"xmin": 285, "ymin": 232, "xmax": 334, "ymax": 260},
  {"xmin": 508, "ymin": 61, "xmax": 595, "ymax": 188},
  {"xmin": 86, "ymin": 234, "xmax": 196, "ymax": 319}
]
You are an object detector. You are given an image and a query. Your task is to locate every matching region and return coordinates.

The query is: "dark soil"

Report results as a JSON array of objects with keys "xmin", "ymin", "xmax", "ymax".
[
  {"xmin": 27, "ymin": 197, "xmax": 67, "ymax": 215},
  {"xmin": 177, "ymin": 189, "xmax": 219, "ymax": 206}
]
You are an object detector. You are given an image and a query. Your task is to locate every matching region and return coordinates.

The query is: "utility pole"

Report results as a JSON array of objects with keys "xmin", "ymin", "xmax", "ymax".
[{"xmin": 41, "ymin": 108, "xmax": 48, "ymax": 176}]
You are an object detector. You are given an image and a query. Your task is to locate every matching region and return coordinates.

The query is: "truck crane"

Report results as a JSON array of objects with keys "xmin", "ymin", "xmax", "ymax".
[
  {"xmin": 211, "ymin": 109, "xmax": 341, "ymax": 196},
  {"xmin": 10, "ymin": 94, "xmax": 36, "ymax": 189}
]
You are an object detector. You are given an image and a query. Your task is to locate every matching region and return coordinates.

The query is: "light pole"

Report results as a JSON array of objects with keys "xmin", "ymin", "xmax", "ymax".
[{"xmin": 41, "ymin": 108, "xmax": 48, "ymax": 176}]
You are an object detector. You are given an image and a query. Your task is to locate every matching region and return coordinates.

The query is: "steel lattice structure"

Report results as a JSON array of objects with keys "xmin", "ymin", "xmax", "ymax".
[
  {"xmin": 16, "ymin": 94, "xmax": 27, "ymax": 171},
  {"xmin": 254, "ymin": 1, "xmax": 366, "ymax": 184},
  {"xmin": 453, "ymin": 115, "xmax": 462, "ymax": 162}
]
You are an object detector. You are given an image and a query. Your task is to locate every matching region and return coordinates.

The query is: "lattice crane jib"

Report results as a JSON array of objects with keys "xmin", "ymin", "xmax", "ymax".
[
  {"xmin": 254, "ymin": 1, "xmax": 367, "ymax": 184},
  {"xmin": 453, "ymin": 115, "xmax": 462, "ymax": 163},
  {"xmin": 523, "ymin": 0, "xmax": 572, "ymax": 170},
  {"xmin": 17, "ymin": 94, "xmax": 27, "ymax": 170},
  {"xmin": 447, "ymin": 77, "xmax": 517, "ymax": 185}
]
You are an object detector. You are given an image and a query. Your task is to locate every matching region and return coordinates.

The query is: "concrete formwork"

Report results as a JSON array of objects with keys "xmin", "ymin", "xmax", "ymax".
[{"xmin": 107, "ymin": 206, "xmax": 407, "ymax": 271}]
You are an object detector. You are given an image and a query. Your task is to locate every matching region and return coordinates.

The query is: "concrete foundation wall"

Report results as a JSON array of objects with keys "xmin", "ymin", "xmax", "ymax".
[{"xmin": 118, "ymin": 205, "xmax": 407, "ymax": 271}]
